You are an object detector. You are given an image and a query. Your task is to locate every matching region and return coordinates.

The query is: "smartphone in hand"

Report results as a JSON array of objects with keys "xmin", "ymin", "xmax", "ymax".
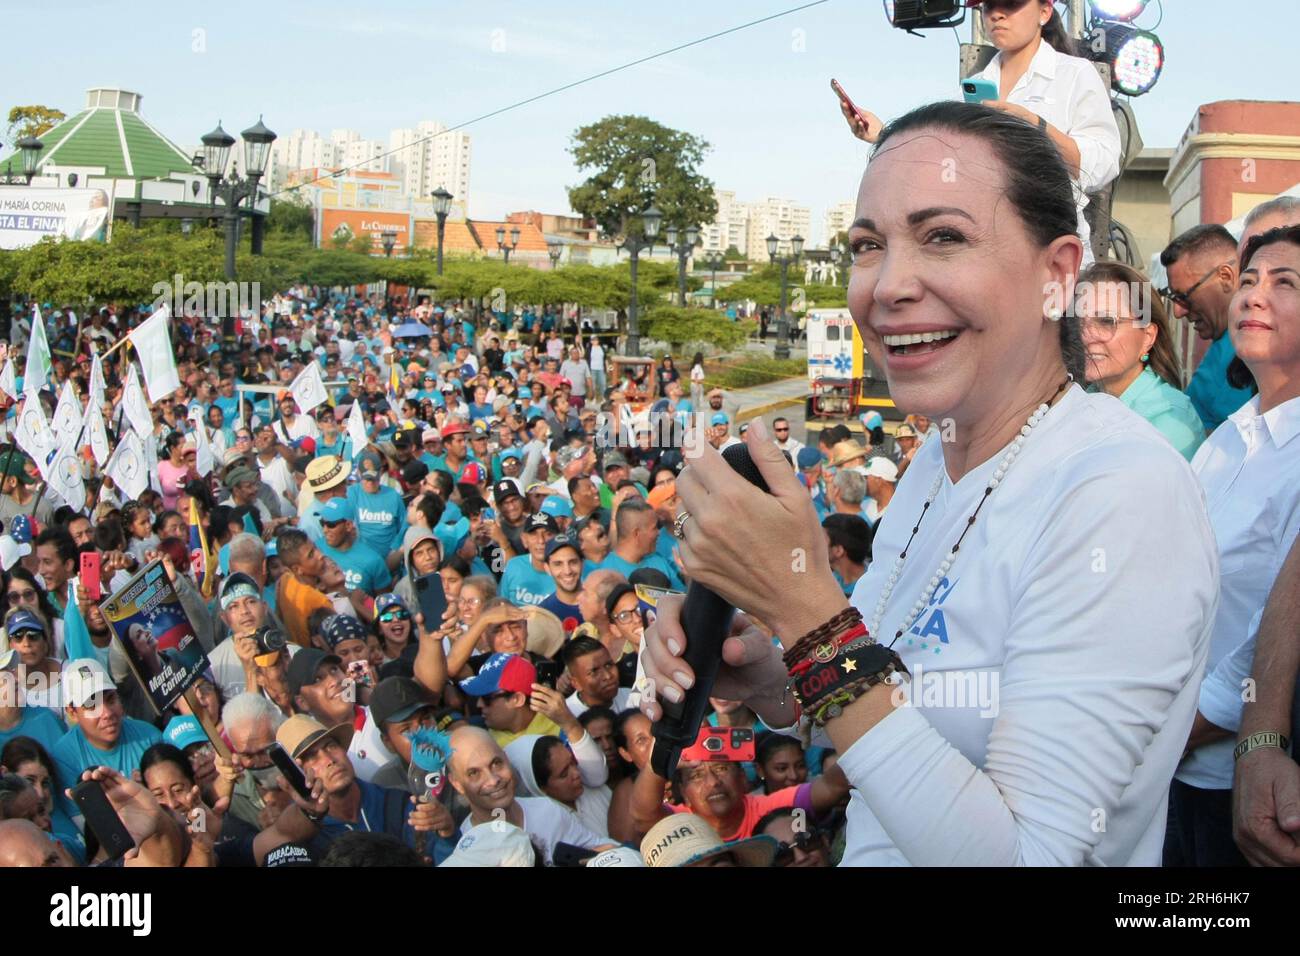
[
  {"xmin": 961, "ymin": 77, "xmax": 999, "ymax": 104},
  {"xmin": 80, "ymin": 553, "xmax": 102, "ymax": 601},
  {"xmin": 70, "ymin": 780, "xmax": 134, "ymax": 860},
  {"xmin": 831, "ymin": 78, "xmax": 873, "ymax": 133},
  {"xmin": 268, "ymin": 743, "xmax": 314, "ymax": 802},
  {"xmin": 414, "ymin": 573, "xmax": 449, "ymax": 631}
]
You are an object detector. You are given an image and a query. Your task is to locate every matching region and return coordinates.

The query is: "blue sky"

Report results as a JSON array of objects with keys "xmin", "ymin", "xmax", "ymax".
[{"xmin": 5, "ymin": 1, "xmax": 1295, "ymax": 243}]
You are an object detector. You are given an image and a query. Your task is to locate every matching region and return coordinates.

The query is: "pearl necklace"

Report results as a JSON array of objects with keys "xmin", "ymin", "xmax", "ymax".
[{"xmin": 869, "ymin": 379, "xmax": 1071, "ymax": 647}]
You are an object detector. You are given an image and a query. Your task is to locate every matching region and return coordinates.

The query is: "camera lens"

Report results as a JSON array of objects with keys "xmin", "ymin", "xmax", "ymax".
[
  {"xmin": 703, "ymin": 737, "xmax": 722, "ymax": 752},
  {"xmin": 963, "ymin": 83, "xmax": 975, "ymax": 93},
  {"xmin": 255, "ymin": 625, "xmax": 288, "ymax": 654}
]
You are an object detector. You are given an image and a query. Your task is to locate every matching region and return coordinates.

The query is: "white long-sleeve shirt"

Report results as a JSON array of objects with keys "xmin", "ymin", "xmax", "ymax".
[
  {"xmin": 834, "ymin": 388, "xmax": 1216, "ymax": 866},
  {"xmin": 976, "ymin": 40, "xmax": 1122, "ymax": 263},
  {"xmin": 1179, "ymin": 394, "xmax": 1300, "ymax": 790}
]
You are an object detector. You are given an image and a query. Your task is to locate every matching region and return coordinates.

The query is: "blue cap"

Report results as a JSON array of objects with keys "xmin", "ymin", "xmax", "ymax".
[
  {"xmin": 375, "ymin": 593, "xmax": 408, "ymax": 616},
  {"xmin": 862, "ymin": 410, "xmax": 883, "ymax": 430},
  {"xmin": 163, "ymin": 715, "xmax": 208, "ymax": 751},
  {"xmin": 544, "ymin": 534, "xmax": 581, "ymax": 561},
  {"xmin": 5, "ymin": 609, "xmax": 44, "ymax": 637},
  {"xmin": 500, "ymin": 447, "xmax": 522, "ymax": 462},
  {"xmin": 519, "ymin": 386, "xmax": 532, "ymax": 398},
  {"xmin": 8, "ymin": 515, "xmax": 32, "ymax": 546},
  {"xmin": 710, "ymin": 412, "xmax": 729, "ymax": 427},
  {"xmin": 458, "ymin": 653, "xmax": 535, "ymax": 698},
  {"xmin": 319, "ymin": 498, "xmax": 355, "ymax": 524},
  {"xmin": 540, "ymin": 495, "xmax": 573, "ymax": 519},
  {"xmin": 796, "ymin": 446, "xmax": 821, "ymax": 470}
]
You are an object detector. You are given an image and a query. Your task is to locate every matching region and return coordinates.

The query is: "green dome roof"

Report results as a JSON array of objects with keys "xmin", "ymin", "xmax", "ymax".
[{"xmin": 2, "ymin": 88, "xmax": 195, "ymax": 181}]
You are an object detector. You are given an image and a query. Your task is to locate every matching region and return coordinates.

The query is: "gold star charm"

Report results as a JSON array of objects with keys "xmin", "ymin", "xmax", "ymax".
[{"xmin": 842, "ymin": 658, "xmax": 858, "ymax": 673}]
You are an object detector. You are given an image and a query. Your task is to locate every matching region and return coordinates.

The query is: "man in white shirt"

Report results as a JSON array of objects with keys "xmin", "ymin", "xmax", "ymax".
[
  {"xmin": 448, "ymin": 726, "xmax": 615, "ymax": 866},
  {"xmin": 772, "ymin": 416, "xmax": 804, "ymax": 458},
  {"xmin": 272, "ymin": 391, "xmax": 320, "ymax": 445},
  {"xmin": 253, "ymin": 423, "xmax": 300, "ymax": 517},
  {"xmin": 589, "ymin": 339, "xmax": 606, "ymax": 400}
]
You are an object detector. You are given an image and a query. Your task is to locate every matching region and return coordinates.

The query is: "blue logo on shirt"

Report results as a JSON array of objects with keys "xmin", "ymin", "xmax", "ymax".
[{"xmin": 907, "ymin": 576, "xmax": 959, "ymax": 653}]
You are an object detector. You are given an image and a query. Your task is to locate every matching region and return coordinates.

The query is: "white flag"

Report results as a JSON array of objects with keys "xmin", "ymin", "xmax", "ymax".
[
  {"xmin": 84, "ymin": 398, "xmax": 111, "ymax": 467},
  {"xmin": 0, "ymin": 360, "xmax": 17, "ymax": 402},
  {"xmin": 346, "ymin": 400, "xmax": 369, "ymax": 457},
  {"xmin": 289, "ymin": 360, "xmax": 328, "ymax": 414},
  {"xmin": 120, "ymin": 365, "xmax": 153, "ymax": 440},
  {"xmin": 14, "ymin": 396, "xmax": 58, "ymax": 479},
  {"xmin": 51, "ymin": 380, "xmax": 82, "ymax": 445},
  {"xmin": 23, "ymin": 305, "xmax": 51, "ymax": 397},
  {"xmin": 47, "ymin": 438, "xmax": 85, "ymax": 509},
  {"xmin": 189, "ymin": 409, "xmax": 214, "ymax": 477},
  {"xmin": 105, "ymin": 427, "xmax": 148, "ymax": 500},
  {"xmin": 128, "ymin": 304, "xmax": 181, "ymax": 402},
  {"xmin": 88, "ymin": 353, "xmax": 107, "ymax": 411}
]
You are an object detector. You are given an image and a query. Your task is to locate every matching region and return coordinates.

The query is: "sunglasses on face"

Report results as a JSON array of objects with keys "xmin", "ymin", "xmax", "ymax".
[
  {"xmin": 773, "ymin": 830, "xmax": 827, "ymax": 864},
  {"xmin": 378, "ymin": 609, "xmax": 410, "ymax": 623},
  {"xmin": 321, "ymin": 519, "xmax": 348, "ymax": 529},
  {"xmin": 7, "ymin": 589, "xmax": 37, "ymax": 606}
]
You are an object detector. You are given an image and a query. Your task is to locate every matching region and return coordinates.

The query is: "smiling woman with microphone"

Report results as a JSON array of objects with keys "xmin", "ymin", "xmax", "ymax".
[{"xmin": 639, "ymin": 101, "xmax": 1218, "ymax": 866}]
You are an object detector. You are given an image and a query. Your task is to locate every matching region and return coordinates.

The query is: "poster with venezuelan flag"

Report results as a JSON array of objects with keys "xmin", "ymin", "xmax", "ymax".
[{"xmin": 187, "ymin": 498, "xmax": 215, "ymax": 600}]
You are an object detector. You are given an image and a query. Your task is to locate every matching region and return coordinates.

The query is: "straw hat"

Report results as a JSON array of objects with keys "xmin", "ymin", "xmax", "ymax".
[
  {"xmin": 525, "ymin": 606, "xmax": 566, "ymax": 660},
  {"xmin": 305, "ymin": 455, "xmax": 351, "ymax": 493},
  {"xmin": 828, "ymin": 440, "xmax": 869, "ymax": 469},
  {"xmin": 640, "ymin": 813, "xmax": 778, "ymax": 868}
]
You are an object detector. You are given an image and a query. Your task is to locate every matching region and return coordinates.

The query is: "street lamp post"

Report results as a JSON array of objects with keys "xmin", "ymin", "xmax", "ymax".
[
  {"xmin": 1, "ymin": 136, "xmax": 45, "ymax": 185},
  {"xmin": 704, "ymin": 251, "xmax": 725, "ymax": 309},
  {"xmin": 664, "ymin": 224, "xmax": 700, "ymax": 307},
  {"xmin": 618, "ymin": 205, "xmax": 662, "ymax": 355},
  {"xmin": 430, "ymin": 186, "xmax": 452, "ymax": 275},
  {"xmin": 201, "ymin": 117, "xmax": 277, "ymax": 352},
  {"xmin": 547, "ymin": 240, "xmax": 563, "ymax": 269},
  {"xmin": 496, "ymin": 224, "xmax": 520, "ymax": 263},
  {"xmin": 767, "ymin": 232, "xmax": 804, "ymax": 361}
]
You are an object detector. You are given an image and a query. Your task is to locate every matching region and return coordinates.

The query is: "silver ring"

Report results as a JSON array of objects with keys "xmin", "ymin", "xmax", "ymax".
[{"xmin": 672, "ymin": 511, "xmax": 692, "ymax": 540}]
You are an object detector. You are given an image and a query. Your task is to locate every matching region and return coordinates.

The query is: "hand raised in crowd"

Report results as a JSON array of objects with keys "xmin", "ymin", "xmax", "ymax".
[
  {"xmin": 280, "ymin": 768, "xmax": 330, "ymax": 821},
  {"xmin": 529, "ymin": 682, "xmax": 580, "ymax": 736},
  {"xmin": 838, "ymin": 96, "xmax": 882, "ymax": 144}
]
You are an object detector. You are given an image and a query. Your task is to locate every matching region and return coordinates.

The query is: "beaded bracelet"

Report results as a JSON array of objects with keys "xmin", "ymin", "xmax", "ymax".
[{"xmin": 783, "ymin": 607, "xmax": 865, "ymax": 670}]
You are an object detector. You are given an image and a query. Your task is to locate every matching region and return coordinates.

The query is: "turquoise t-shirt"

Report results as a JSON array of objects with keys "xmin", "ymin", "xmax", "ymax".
[
  {"xmin": 51, "ymin": 718, "xmax": 163, "ymax": 790},
  {"xmin": 596, "ymin": 551, "xmax": 684, "ymax": 591},
  {"xmin": 0, "ymin": 706, "xmax": 67, "ymax": 754},
  {"xmin": 1118, "ymin": 367, "xmax": 1206, "ymax": 462},
  {"xmin": 318, "ymin": 538, "xmax": 393, "ymax": 593},
  {"xmin": 347, "ymin": 484, "xmax": 409, "ymax": 558},
  {"xmin": 1186, "ymin": 333, "xmax": 1253, "ymax": 432},
  {"xmin": 499, "ymin": 555, "xmax": 556, "ymax": 606}
]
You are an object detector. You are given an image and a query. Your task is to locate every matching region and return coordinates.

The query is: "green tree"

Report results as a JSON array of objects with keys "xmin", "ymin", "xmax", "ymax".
[
  {"xmin": 567, "ymin": 116, "xmax": 718, "ymax": 240},
  {"xmin": 5, "ymin": 105, "xmax": 66, "ymax": 142},
  {"xmin": 640, "ymin": 305, "xmax": 752, "ymax": 353},
  {"xmin": 267, "ymin": 196, "xmax": 315, "ymax": 241}
]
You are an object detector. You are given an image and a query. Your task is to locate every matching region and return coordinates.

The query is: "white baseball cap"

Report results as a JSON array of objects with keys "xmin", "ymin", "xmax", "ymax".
[
  {"xmin": 861, "ymin": 457, "xmax": 899, "ymax": 483},
  {"xmin": 439, "ymin": 822, "xmax": 535, "ymax": 867},
  {"xmin": 586, "ymin": 846, "xmax": 646, "ymax": 868},
  {"xmin": 61, "ymin": 658, "xmax": 116, "ymax": 708}
]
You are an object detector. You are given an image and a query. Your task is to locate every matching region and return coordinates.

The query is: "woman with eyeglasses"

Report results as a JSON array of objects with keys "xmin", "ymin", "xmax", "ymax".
[
  {"xmin": 1078, "ymin": 261, "xmax": 1204, "ymax": 461},
  {"xmin": 373, "ymin": 593, "xmax": 415, "ymax": 663},
  {"xmin": 756, "ymin": 806, "xmax": 833, "ymax": 868},
  {"xmin": 2, "ymin": 608, "xmax": 61, "ymax": 710},
  {"xmin": 2, "ymin": 569, "xmax": 68, "ymax": 661},
  {"xmin": 456, "ymin": 576, "xmax": 497, "ymax": 632}
]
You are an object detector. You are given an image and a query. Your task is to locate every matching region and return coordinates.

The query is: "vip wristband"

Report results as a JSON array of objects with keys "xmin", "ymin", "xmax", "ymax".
[
  {"xmin": 792, "ymin": 640, "xmax": 908, "ymax": 727},
  {"xmin": 1233, "ymin": 731, "xmax": 1291, "ymax": 762}
]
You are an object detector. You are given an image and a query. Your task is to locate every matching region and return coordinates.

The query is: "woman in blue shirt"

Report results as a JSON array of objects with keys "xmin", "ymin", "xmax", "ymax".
[{"xmin": 1078, "ymin": 261, "xmax": 1205, "ymax": 461}]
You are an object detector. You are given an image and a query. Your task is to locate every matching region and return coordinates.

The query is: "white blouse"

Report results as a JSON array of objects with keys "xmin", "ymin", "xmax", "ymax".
[
  {"xmin": 1180, "ymin": 394, "xmax": 1300, "ymax": 790},
  {"xmin": 834, "ymin": 388, "xmax": 1217, "ymax": 865},
  {"xmin": 976, "ymin": 40, "xmax": 1122, "ymax": 262}
]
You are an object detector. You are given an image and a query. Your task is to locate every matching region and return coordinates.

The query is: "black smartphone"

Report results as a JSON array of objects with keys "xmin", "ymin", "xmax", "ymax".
[
  {"xmin": 552, "ymin": 841, "xmax": 598, "ymax": 867},
  {"xmin": 268, "ymin": 743, "xmax": 314, "ymax": 802},
  {"xmin": 414, "ymin": 572, "xmax": 448, "ymax": 630},
  {"xmin": 70, "ymin": 781, "xmax": 134, "ymax": 860},
  {"xmin": 534, "ymin": 660, "xmax": 563, "ymax": 689}
]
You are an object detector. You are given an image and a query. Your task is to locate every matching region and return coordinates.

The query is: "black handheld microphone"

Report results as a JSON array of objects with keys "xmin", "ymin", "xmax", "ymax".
[{"xmin": 650, "ymin": 442, "xmax": 770, "ymax": 779}]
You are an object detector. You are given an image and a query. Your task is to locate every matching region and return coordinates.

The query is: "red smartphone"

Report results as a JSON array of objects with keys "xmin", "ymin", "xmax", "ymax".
[
  {"xmin": 831, "ymin": 78, "xmax": 871, "ymax": 130},
  {"xmin": 681, "ymin": 726, "xmax": 756, "ymax": 763},
  {"xmin": 80, "ymin": 552, "xmax": 102, "ymax": 601}
]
